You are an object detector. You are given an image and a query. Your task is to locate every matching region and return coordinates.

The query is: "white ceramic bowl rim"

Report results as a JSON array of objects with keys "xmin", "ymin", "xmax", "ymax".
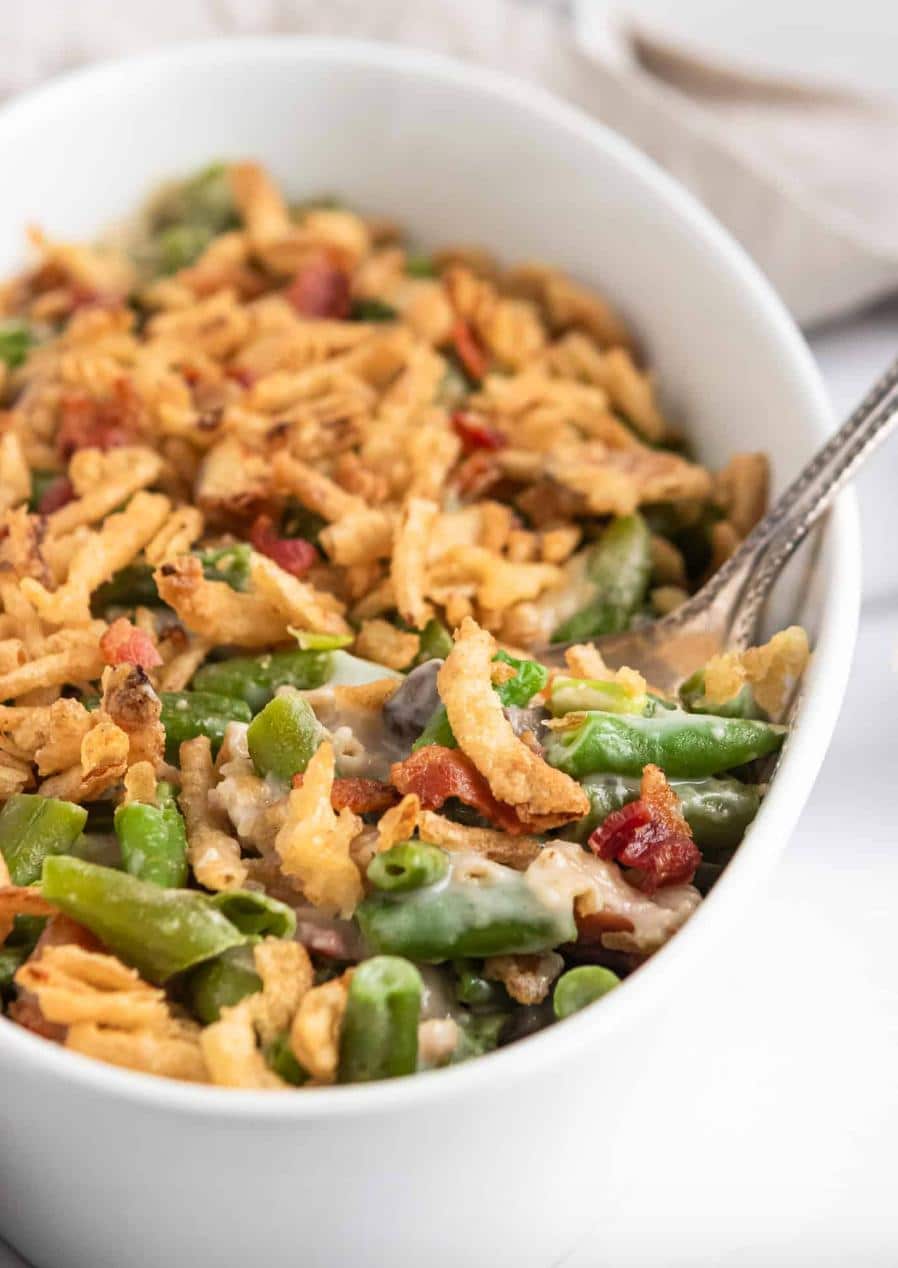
[{"xmin": 0, "ymin": 35, "xmax": 860, "ymax": 1120}]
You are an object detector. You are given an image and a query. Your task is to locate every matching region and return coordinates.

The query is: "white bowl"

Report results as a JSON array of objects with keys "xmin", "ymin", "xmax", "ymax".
[{"xmin": 0, "ymin": 37, "xmax": 859, "ymax": 1268}]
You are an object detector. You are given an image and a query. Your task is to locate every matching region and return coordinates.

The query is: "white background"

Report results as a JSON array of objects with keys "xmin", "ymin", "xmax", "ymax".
[{"xmin": 2, "ymin": 3, "xmax": 897, "ymax": 1265}]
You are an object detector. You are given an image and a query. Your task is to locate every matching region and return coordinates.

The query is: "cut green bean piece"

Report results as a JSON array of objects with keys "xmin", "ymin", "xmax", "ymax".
[
  {"xmin": 159, "ymin": 690, "xmax": 253, "ymax": 761},
  {"xmin": 92, "ymin": 562, "xmax": 162, "ymax": 612},
  {"xmin": 187, "ymin": 945, "xmax": 262, "ymax": 1023},
  {"xmin": 0, "ymin": 794, "xmax": 88, "ymax": 886},
  {"xmin": 367, "ymin": 841, "xmax": 449, "ymax": 894},
  {"xmin": 350, "ymin": 298, "xmax": 398, "ymax": 322},
  {"xmin": 679, "ymin": 668, "xmax": 764, "ymax": 720},
  {"xmin": 451, "ymin": 1012, "xmax": 508, "ymax": 1063},
  {"xmin": 247, "ymin": 694, "xmax": 321, "ymax": 783},
  {"xmin": 192, "ymin": 648, "xmax": 333, "ymax": 713},
  {"xmin": 338, "ymin": 956, "xmax": 423, "ymax": 1083},
  {"xmin": 196, "ymin": 543, "xmax": 252, "ymax": 592},
  {"xmin": 405, "ymin": 253, "xmax": 436, "ymax": 278},
  {"xmin": 549, "ymin": 675, "xmax": 647, "ymax": 717},
  {"xmin": 265, "ymin": 1031, "xmax": 309, "ymax": 1085},
  {"xmin": 114, "ymin": 782, "xmax": 187, "ymax": 888},
  {"xmin": 551, "ymin": 514, "xmax": 651, "ymax": 643},
  {"xmin": 207, "ymin": 889, "xmax": 296, "ymax": 940},
  {"xmin": 544, "ymin": 708, "xmax": 784, "ymax": 780},
  {"xmin": 357, "ymin": 859, "xmax": 576, "ymax": 962},
  {"xmin": 415, "ymin": 618, "xmax": 453, "ymax": 664},
  {"xmin": 453, "ymin": 961, "xmax": 508, "ymax": 1009},
  {"xmin": 570, "ymin": 772, "xmax": 762, "ymax": 852},
  {"xmin": 40, "ymin": 856, "xmax": 246, "ymax": 983},
  {"xmin": 0, "ymin": 320, "xmax": 33, "ymax": 369},
  {"xmin": 553, "ymin": 966, "xmax": 620, "ymax": 1020},
  {"xmin": 413, "ymin": 651, "xmax": 548, "ymax": 751}
]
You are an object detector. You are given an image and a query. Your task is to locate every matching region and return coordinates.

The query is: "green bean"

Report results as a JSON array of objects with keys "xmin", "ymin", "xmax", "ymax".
[
  {"xmin": 357, "ymin": 858, "xmax": 576, "ymax": 962},
  {"xmin": 92, "ymin": 562, "xmax": 162, "ymax": 612},
  {"xmin": 553, "ymin": 966, "xmax": 620, "ymax": 1020},
  {"xmin": 264, "ymin": 1031, "xmax": 309, "ymax": 1085},
  {"xmin": 160, "ymin": 690, "xmax": 253, "ymax": 761},
  {"xmin": 453, "ymin": 960, "xmax": 508, "ymax": 1009},
  {"xmin": 0, "ymin": 945, "xmax": 29, "ymax": 994},
  {"xmin": 280, "ymin": 502, "xmax": 326, "ymax": 545},
  {"xmin": 0, "ymin": 320, "xmax": 33, "ymax": 369},
  {"xmin": 28, "ymin": 469, "xmax": 58, "ymax": 511},
  {"xmin": 192, "ymin": 648, "xmax": 333, "ymax": 713},
  {"xmin": 405, "ymin": 253, "xmax": 436, "ymax": 278},
  {"xmin": 196, "ymin": 542, "xmax": 252, "ymax": 592},
  {"xmin": 246, "ymin": 693, "xmax": 321, "ymax": 783},
  {"xmin": 413, "ymin": 651, "xmax": 548, "ymax": 751},
  {"xmin": 186, "ymin": 945, "xmax": 262, "ymax": 1023},
  {"xmin": 544, "ymin": 708, "xmax": 784, "ymax": 780},
  {"xmin": 114, "ymin": 782, "xmax": 187, "ymax": 888},
  {"xmin": 570, "ymin": 772, "xmax": 762, "ymax": 851},
  {"xmin": 452, "ymin": 1012, "xmax": 508, "ymax": 1063},
  {"xmin": 351, "ymin": 298, "xmax": 398, "ymax": 322},
  {"xmin": 549, "ymin": 675, "xmax": 647, "ymax": 717},
  {"xmin": 155, "ymin": 224, "xmax": 214, "ymax": 274},
  {"xmin": 338, "ymin": 955, "xmax": 423, "ymax": 1083},
  {"xmin": 679, "ymin": 668, "xmax": 764, "ymax": 720},
  {"xmin": 69, "ymin": 832, "xmax": 123, "ymax": 870},
  {"xmin": 207, "ymin": 889, "xmax": 296, "ymax": 940},
  {"xmin": 0, "ymin": 794, "xmax": 87, "ymax": 886},
  {"xmin": 328, "ymin": 651, "xmax": 403, "ymax": 686},
  {"xmin": 415, "ymin": 617, "xmax": 453, "ymax": 664},
  {"xmin": 40, "ymin": 856, "xmax": 247, "ymax": 983},
  {"xmin": 367, "ymin": 841, "xmax": 449, "ymax": 894},
  {"xmin": 551, "ymin": 514, "xmax": 651, "ymax": 643}
]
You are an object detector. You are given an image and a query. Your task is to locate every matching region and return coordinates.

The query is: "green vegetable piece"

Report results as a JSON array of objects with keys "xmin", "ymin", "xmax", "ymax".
[
  {"xmin": 192, "ymin": 648, "xmax": 333, "ymax": 713},
  {"xmin": 549, "ymin": 675, "xmax": 647, "ymax": 717},
  {"xmin": 367, "ymin": 841, "xmax": 449, "ymax": 894},
  {"xmin": 338, "ymin": 955, "xmax": 423, "ymax": 1083},
  {"xmin": 293, "ymin": 631, "xmax": 353, "ymax": 652},
  {"xmin": 280, "ymin": 502, "xmax": 327, "ymax": 544},
  {"xmin": 0, "ymin": 794, "xmax": 88, "ymax": 886},
  {"xmin": 571, "ymin": 773, "xmax": 762, "ymax": 852},
  {"xmin": 544, "ymin": 708, "xmax": 785, "ymax": 780},
  {"xmin": 92, "ymin": 563, "xmax": 162, "ymax": 612},
  {"xmin": 415, "ymin": 618, "xmax": 453, "ymax": 664},
  {"xmin": 679, "ymin": 668, "xmax": 764, "ymax": 720},
  {"xmin": 114, "ymin": 782, "xmax": 188, "ymax": 888},
  {"xmin": 413, "ymin": 651, "xmax": 548, "ymax": 751},
  {"xmin": 159, "ymin": 690, "xmax": 253, "ymax": 762},
  {"xmin": 553, "ymin": 966, "xmax": 620, "ymax": 1020},
  {"xmin": 196, "ymin": 543, "xmax": 253, "ymax": 592},
  {"xmin": 0, "ymin": 320, "xmax": 33, "ymax": 369},
  {"xmin": 28, "ymin": 469, "xmax": 58, "ymax": 512},
  {"xmin": 405, "ymin": 253, "xmax": 436, "ymax": 278},
  {"xmin": 351, "ymin": 298, "xmax": 399, "ymax": 322},
  {"xmin": 155, "ymin": 163, "xmax": 238, "ymax": 235},
  {"xmin": 551, "ymin": 514, "xmax": 651, "ymax": 643},
  {"xmin": 187, "ymin": 945, "xmax": 262, "ymax": 1024},
  {"xmin": 207, "ymin": 889, "xmax": 296, "ymax": 940},
  {"xmin": 40, "ymin": 856, "xmax": 246, "ymax": 983},
  {"xmin": 327, "ymin": 651, "xmax": 402, "ymax": 686},
  {"xmin": 69, "ymin": 832, "xmax": 123, "ymax": 870},
  {"xmin": 357, "ymin": 858, "xmax": 576, "ymax": 963},
  {"xmin": 155, "ymin": 223, "xmax": 213, "ymax": 274},
  {"xmin": 453, "ymin": 961, "xmax": 507, "ymax": 1009},
  {"xmin": 265, "ymin": 1031, "xmax": 309, "ymax": 1085},
  {"xmin": 247, "ymin": 693, "xmax": 321, "ymax": 783},
  {"xmin": 451, "ymin": 1012, "xmax": 507, "ymax": 1063}
]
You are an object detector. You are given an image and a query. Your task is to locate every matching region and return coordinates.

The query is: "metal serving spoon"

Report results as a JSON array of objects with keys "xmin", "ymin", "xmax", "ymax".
[{"xmin": 539, "ymin": 352, "xmax": 898, "ymax": 691}]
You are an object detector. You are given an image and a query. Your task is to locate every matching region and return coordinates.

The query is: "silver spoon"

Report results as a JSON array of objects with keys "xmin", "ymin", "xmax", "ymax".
[{"xmin": 538, "ymin": 352, "xmax": 898, "ymax": 691}]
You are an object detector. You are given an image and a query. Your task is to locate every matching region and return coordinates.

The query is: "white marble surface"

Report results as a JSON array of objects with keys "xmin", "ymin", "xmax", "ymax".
[{"xmin": 2, "ymin": 313, "xmax": 896, "ymax": 1268}]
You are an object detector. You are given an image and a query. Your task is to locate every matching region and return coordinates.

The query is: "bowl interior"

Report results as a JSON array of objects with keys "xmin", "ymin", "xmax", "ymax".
[{"xmin": 0, "ymin": 39, "xmax": 859, "ymax": 1106}]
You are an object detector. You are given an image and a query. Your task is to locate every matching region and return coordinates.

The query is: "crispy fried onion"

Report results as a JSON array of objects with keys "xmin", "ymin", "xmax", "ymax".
[
  {"xmin": 292, "ymin": 772, "xmax": 399, "ymax": 818},
  {"xmin": 589, "ymin": 764, "xmax": 701, "ymax": 893},
  {"xmin": 484, "ymin": 952, "xmax": 563, "ymax": 1005},
  {"xmin": 274, "ymin": 740, "xmax": 363, "ymax": 917},
  {"xmin": 703, "ymin": 626, "xmax": 810, "ymax": 718},
  {"xmin": 0, "ymin": 885, "xmax": 57, "ymax": 943},
  {"xmin": 437, "ymin": 618, "xmax": 588, "ymax": 829},
  {"xmin": 178, "ymin": 735, "xmax": 248, "ymax": 891},
  {"xmin": 415, "ymin": 810, "xmax": 541, "ymax": 871},
  {"xmin": 390, "ymin": 745, "xmax": 530, "ymax": 835},
  {"xmin": 289, "ymin": 971, "xmax": 352, "ymax": 1085}
]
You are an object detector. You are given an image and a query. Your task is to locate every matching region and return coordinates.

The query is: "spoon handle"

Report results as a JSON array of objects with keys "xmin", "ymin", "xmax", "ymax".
[{"xmin": 706, "ymin": 350, "xmax": 898, "ymax": 646}]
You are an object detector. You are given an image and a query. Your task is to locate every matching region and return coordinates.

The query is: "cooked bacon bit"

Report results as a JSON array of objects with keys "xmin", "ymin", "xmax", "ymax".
[
  {"xmin": 451, "ymin": 318, "xmax": 489, "ymax": 381},
  {"xmin": 588, "ymin": 766, "xmax": 701, "ymax": 893},
  {"xmin": 100, "ymin": 618, "xmax": 163, "ymax": 670},
  {"xmin": 37, "ymin": 475, "xmax": 74, "ymax": 514},
  {"xmin": 284, "ymin": 259, "xmax": 351, "ymax": 319},
  {"xmin": 57, "ymin": 379, "xmax": 140, "ymax": 458},
  {"xmin": 250, "ymin": 514, "xmax": 319, "ymax": 578},
  {"xmin": 451, "ymin": 410, "xmax": 507, "ymax": 453},
  {"xmin": 291, "ymin": 772, "xmax": 399, "ymax": 817},
  {"xmin": 390, "ymin": 745, "xmax": 529, "ymax": 835}
]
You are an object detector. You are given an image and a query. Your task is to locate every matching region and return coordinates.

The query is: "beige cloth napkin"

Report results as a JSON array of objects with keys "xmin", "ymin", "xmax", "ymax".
[{"xmin": 5, "ymin": 0, "xmax": 898, "ymax": 326}]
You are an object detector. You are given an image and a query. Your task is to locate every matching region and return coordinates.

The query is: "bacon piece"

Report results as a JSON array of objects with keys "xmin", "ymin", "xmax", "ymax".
[
  {"xmin": 291, "ymin": 772, "xmax": 399, "ymax": 817},
  {"xmin": 451, "ymin": 409, "xmax": 507, "ymax": 453},
  {"xmin": 285, "ymin": 259, "xmax": 351, "ymax": 319},
  {"xmin": 451, "ymin": 318, "xmax": 489, "ymax": 381},
  {"xmin": 56, "ymin": 379, "xmax": 141, "ymax": 458},
  {"xmin": 37, "ymin": 475, "xmax": 74, "ymax": 514},
  {"xmin": 100, "ymin": 617, "xmax": 163, "ymax": 670},
  {"xmin": 390, "ymin": 745, "xmax": 530, "ymax": 835},
  {"xmin": 588, "ymin": 764, "xmax": 700, "ymax": 893},
  {"xmin": 250, "ymin": 514, "xmax": 319, "ymax": 579}
]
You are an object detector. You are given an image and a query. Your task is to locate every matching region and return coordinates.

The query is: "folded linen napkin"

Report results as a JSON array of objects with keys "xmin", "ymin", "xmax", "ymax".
[{"xmin": 4, "ymin": 0, "xmax": 897, "ymax": 325}]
